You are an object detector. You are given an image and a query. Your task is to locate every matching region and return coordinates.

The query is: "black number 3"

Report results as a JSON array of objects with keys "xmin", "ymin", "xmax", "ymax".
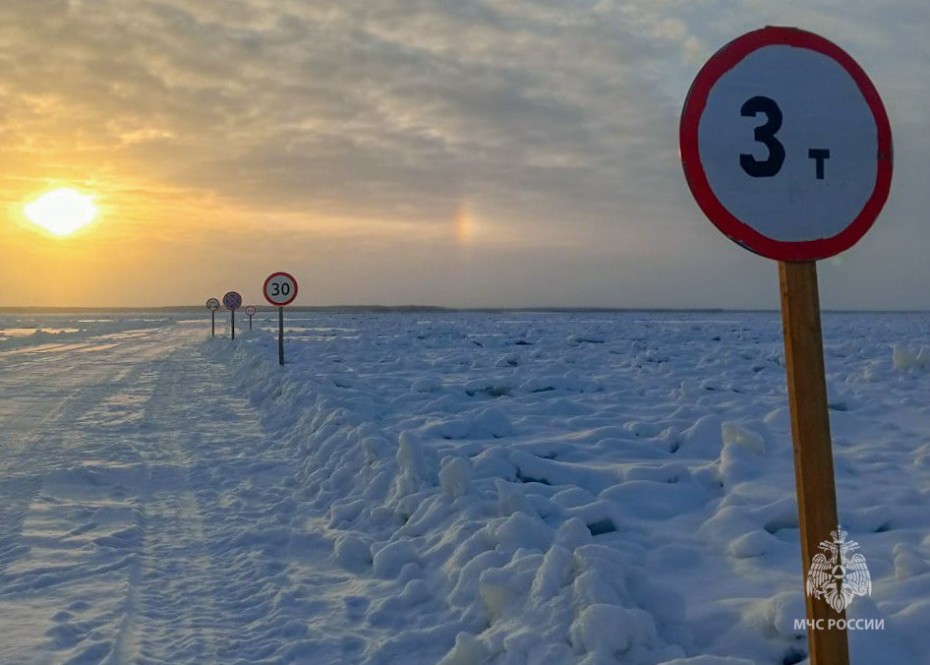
[{"xmin": 740, "ymin": 96, "xmax": 785, "ymax": 178}]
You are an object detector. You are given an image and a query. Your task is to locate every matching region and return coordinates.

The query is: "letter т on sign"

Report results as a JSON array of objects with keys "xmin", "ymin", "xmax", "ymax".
[{"xmin": 679, "ymin": 26, "xmax": 892, "ymax": 665}]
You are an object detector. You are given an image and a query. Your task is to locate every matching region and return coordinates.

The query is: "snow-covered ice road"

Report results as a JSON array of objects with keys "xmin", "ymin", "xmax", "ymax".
[
  {"xmin": 2, "ymin": 311, "xmax": 930, "ymax": 665},
  {"xmin": 0, "ymin": 317, "xmax": 392, "ymax": 664}
]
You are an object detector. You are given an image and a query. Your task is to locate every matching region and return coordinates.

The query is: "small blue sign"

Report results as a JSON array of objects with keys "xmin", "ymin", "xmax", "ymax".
[{"xmin": 223, "ymin": 291, "xmax": 242, "ymax": 310}]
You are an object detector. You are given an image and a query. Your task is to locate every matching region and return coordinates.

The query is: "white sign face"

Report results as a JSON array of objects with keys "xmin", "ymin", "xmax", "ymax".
[
  {"xmin": 680, "ymin": 27, "xmax": 892, "ymax": 261},
  {"xmin": 701, "ymin": 47, "xmax": 875, "ymax": 242},
  {"xmin": 206, "ymin": 298, "xmax": 220, "ymax": 311},
  {"xmin": 245, "ymin": 305, "xmax": 257, "ymax": 316},
  {"xmin": 263, "ymin": 272, "xmax": 298, "ymax": 307}
]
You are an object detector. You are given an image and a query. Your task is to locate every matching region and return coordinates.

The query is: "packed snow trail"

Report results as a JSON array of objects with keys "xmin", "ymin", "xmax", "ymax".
[
  {"xmin": 0, "ymin": 320, "xmax": 191, "ymax": 661},
  {"xmin": 0, "ymin": 318, "xmax": 411, "ymax": 664}
]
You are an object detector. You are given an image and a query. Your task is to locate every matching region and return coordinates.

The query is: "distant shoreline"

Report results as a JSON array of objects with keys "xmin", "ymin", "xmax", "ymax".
[{"xmin": 0, "ymin": 306, "xmax": 927, "ymax": 315}]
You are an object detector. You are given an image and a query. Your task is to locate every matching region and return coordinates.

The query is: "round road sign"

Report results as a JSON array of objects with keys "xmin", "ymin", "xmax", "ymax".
[
  {"xmin": 223, "ymin": 291, "xmax": 242, "ymax": 311},
  {"xmin": 245, "ymin": 305, "xmax": 257, "ymax": 316},
  {"xmin": 680, "ymin": 26, "xmax": 893, "ymax": 261},
  {"xmin": 263, "ymin": 272, "xmax": 298, "ymax": 307},
  {"xmin": 206, "ymin": 297, "xmax": 220, "ymax": 311}
]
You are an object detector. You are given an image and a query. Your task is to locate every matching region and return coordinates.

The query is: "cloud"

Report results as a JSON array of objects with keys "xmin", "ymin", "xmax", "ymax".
[
  {"xmin": 1, "ymin": 0, "xmax": 928, "ymax": 306},
  {"xmin": 2, "ymin": 1, "xmax": 692, "ymax": 222}
]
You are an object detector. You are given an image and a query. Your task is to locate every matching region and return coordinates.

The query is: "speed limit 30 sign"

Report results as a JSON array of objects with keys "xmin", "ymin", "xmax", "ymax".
[
  {"xmin": 680, "ymin": 26, "xmax": 893, "ymax": 260},
  {"xmin": 263, "ymin": 272, "xmax": 299, "ymax": 366},
  {"xmin": 263, "ymin": 272, "xmax": 298, "ymax": 307}
]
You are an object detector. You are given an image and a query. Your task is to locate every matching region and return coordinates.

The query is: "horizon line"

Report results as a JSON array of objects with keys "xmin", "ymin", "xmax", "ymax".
[{"xmin": 0, "ymin": 305, "xmax": 927, "ymax": 315}]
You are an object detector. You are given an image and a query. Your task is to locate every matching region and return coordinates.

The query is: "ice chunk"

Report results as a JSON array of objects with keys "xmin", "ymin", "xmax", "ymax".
[
  {"xmin": 893, "ymin": 343, "xmax": 917, "ymax": 370},
  {"xmin": 362, "ymin": 435, "xmax": 392, "ymax": 463},
  {"xmin": 721, "ymin": 422, "xmax": 765, "ymax": 455},
  {"xmin": 770, "ymin": 592, "xmax": 807, "ymax": 639},
  {"xmin": 328, "ymin": 499, "xmax": 365, "ymax": 527},
  {"xmin": 719, "ymin": 422, "xmax": 769, "ymax": 486},
  {"xmin": 394, "ymin": 430, "xmax": 434, "ymax": 494},
  {"xmin": 448, "ymin": 550, "xmax": 508, "ymax": 608},
  {"xmin": 569, "ymin": 604, "xmax": 657, "ymax": 655},
  {"xmin": 493, "ymin": 511, "xmax": 553, "ymax": 554},
  {"xmin": 439, "ymin": 456, "xmax": 473, "ymax": 499},
  {"xmin": 893, "ymin": 543, "xmax": 930, "ymax": 580},
  {"xmin": 372, "ymin": 539, "xmax": 420, "ymax": 578},
  {"xmin": 478, "ymin": 566, "xmax": 518, "ymax": 620},
  {"xmin": 678, "ymin": 415, "xmax": 723, "ymax": 458},
  {"xmin": 333, "ymin": 533, "xmax": 372, "ymax": 572},
  {"xmin": 530, "ymin": 545, "xmax": 575, "ymax": 601},
  {"xmin": 553, "ymin": 517, "xmax": 593, "ymax": 550},
  {"xmin": 437, "ymin": 632, "xmax": 491, "ymax": 665},
  {"xmin": 892, "ymin": 343, "xmax": 930, "ymax": 370},
  {"xmin": 495, "ymin": 479, "xmax": 534, "ymax": 517}
]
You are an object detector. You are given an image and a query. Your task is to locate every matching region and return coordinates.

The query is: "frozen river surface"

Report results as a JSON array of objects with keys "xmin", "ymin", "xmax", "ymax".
[{"xmin": 1, "ymin": 310, "xmax": 928, "ymax": 664}]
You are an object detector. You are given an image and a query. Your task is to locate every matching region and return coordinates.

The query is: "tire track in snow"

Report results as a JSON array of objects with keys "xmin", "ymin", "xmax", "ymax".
[
  {"xmin": 0, "ymin": 352, "xmax": 151, "ymax": 584},
  {"xmin": 4, "ymin": 324, "xmax": 432, "ymax": 663},
  {"xmin": 0, "ymin": 323, "xmax": 199, "ymax": 663},
  {"xmin": 125, "ymin": 353, "xmax": 227, "ymax": 664},
  {"xmin": 127, "ymin": 344, "xmax": 304, "ymax": 664},
  {"xmin": 128, "ymin": 341, "xmax": 388, "ymax": 664}
]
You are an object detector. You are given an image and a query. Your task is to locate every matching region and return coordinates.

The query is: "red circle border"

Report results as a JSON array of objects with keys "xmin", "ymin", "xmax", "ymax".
[
  {"xmin": 263, "ymin": 271, "xmax": 299, "ymax": 307},
  {"xmin": 679, "ymin": 26, "xmax": 893, "ymax": 261}
]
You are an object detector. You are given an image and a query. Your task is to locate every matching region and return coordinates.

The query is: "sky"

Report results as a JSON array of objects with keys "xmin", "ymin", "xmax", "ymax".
[{"xmin": 1, "ymin": 0, "xmax": 929, "ymax": 309}]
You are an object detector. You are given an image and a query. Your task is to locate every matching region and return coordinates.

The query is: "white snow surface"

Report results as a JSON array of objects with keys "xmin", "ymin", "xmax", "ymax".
[{"xmin": 1, "ymin": 310, "xmax": 929, "ymax": 665}]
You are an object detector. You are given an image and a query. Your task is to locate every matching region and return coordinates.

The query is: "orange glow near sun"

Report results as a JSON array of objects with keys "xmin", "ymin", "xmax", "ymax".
[
  {"xmin": 454, "ymin": 200, "xmax": 473, "ymax": 245},
  {"xmin": 24, "ymin": 188, "xmax": 98, "ymax": 237}
]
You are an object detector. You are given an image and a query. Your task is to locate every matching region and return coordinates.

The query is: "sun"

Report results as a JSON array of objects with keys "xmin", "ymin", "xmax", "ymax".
[{"xmin": 24, "ymin": 188, "xmax": 98, "ymax": 237}]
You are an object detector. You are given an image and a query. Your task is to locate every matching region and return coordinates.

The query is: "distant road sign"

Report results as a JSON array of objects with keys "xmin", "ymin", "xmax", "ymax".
[
  {"xmin": 223, "ymin": 291, "xmax": 242, "ymax": 311},
  {"xmin": 679, "ymin": 26, "xmax": 892, "ymax": 261},
  {"xmin": 206, "ymin": 298, "xmax": 220, "ymax": 311},
  {"xmin": 263, "ymin": 272, "xmax": 298, "ymax": 307},
  {"xmin": 245, "ymin": 305, "xmax": 257, "ymax": 316}
]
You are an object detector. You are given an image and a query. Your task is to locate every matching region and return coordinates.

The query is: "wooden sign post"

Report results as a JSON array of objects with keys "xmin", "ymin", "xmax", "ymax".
[
  {"xmin": 680, "ymin": 27, "xmax": 892, "ymax": 665},
  {"xmin": 223, "ymin": 291, "xmax": 242, "ymax": 340},
  {"xmin": 263, "ymin": 272, "xmax": 299, "ymax": 366},
  {"xmin": 779, "ymin": 261, "xmax": 846, "ymax": 663},
  {"xmin": 205, "ymin": 297, "xmax": 220, "ymax": 337}
]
